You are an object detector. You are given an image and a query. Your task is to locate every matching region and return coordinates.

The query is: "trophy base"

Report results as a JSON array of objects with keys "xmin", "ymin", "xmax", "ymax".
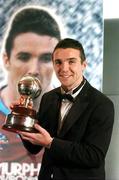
[
  {"xmin": 2, "ymin": 113, "xmax": 38, "ymax": 133},
  {"xmin": 3, "ymin": 124, "xmax": 38, "ymax": 133}
]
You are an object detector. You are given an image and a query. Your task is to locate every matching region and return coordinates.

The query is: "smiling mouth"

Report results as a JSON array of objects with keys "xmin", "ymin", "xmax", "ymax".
[
  {"xmin": 59, "ymin": 73, "xmax": 71, "ymax": 77},
  {"xmin": 60, "ymin": 75, "xmax": 72, "ymax": 80},
  {"xmin": 62, "ymin": 76, "xmax": 69, "ymax": 78}
]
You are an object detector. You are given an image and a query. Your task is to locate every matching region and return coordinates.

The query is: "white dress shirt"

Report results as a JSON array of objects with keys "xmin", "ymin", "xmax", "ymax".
[{"xmin": 58, "ymin": 80, "xmax": 86, "ymax": 133}]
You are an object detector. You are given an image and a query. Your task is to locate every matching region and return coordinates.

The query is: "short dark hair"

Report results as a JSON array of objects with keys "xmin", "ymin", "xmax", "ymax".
[
  {"xmin": 53, "ymin": 38, "xmax": 86, "ymax": 62},
  {"xmin": 5, "ymin": 6, "xmax": 61, "ymax": 58}
]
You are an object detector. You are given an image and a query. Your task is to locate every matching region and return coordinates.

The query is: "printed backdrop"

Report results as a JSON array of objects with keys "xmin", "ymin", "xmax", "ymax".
[
  {"xmin": 0, "ymin": 0, "xmax": 103, "ymax": 90},
  {"xmin": 0, "ymin": 0, "xmax": 103, "ymax": 179}
]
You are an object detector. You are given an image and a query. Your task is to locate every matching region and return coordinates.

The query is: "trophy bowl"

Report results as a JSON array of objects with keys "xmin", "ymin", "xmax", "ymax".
[{"xmin": 2, "ymin": 74, "xmax": 42, "ymax": 133}]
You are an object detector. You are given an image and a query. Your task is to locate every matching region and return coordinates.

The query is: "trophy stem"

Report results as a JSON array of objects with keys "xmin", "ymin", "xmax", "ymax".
[{"xmin": 24, "ymin": 96, "xmax": 31, "ymax": 107}]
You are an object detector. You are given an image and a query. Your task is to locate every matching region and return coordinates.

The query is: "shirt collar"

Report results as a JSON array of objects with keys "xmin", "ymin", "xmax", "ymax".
[{"xmin": 61, "ymin": 77, "xmax": 86, "ymax": 98}]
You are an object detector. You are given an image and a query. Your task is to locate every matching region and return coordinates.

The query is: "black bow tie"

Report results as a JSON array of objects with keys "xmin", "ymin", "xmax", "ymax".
[
  {"xmin": 58, "ymin": 93, "xmax": 74, "ymax": 102},
  {"xmin": 57, "ymin": 77, "xmax": 86, "ymax": 102}
]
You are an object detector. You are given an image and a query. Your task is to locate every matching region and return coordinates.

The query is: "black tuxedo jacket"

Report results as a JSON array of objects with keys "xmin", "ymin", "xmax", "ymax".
[{"xmin": 22, "ymin": 80, "xmax": 114, "ymax": 180}]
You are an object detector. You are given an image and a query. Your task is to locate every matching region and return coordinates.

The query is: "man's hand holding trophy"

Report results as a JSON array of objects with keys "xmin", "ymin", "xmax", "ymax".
[{"xmin": 2, "ymin": 74, "xmax": 42, "ymax": 133}]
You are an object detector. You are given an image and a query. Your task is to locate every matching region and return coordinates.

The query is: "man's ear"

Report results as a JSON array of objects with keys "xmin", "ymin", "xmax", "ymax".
[
  {"xmin": 82, "ymin": 60, "xmax": 87, "ymax": 71},
  {"xmin": 3, "ymin": 52, "xmax": 11, "ymax": 71}
]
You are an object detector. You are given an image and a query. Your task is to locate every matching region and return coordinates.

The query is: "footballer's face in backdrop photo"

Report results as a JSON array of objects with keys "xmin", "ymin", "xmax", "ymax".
[{"xmin": 3, "ymin": 32, "xmax": 58, "ymax": 95}]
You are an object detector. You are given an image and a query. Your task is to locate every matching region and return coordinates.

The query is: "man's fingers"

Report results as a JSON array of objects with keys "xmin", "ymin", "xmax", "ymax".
[{"xmin": 34, "ymin": 124, "xmax": 46, "ymax": 134}]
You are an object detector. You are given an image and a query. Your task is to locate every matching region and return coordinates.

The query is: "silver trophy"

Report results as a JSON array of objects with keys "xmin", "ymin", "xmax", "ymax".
[{"xmin": 3, "ymin": 74, "xmax": 42, "ymax": 133}]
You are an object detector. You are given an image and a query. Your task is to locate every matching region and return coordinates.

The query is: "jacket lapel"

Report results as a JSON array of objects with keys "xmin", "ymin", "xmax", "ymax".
[
  {"xmin": 58, "ymin": 98, "xmax": 88, "ymax": 137},
  {"xmin": 58, "ymin": 81, "xmax": 89, "ymax": 137},
  {"xmin": 46, "ymin": 88, "xmax": 61, "ymax": 136}
]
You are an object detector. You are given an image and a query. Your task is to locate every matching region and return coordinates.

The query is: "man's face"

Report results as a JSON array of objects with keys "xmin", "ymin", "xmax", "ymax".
[
  {"xmin": 4, "ymin": 32, "xmax": 58, "ymax": 92},
  {"xmin": 52, "ymin": 48, "xmax": 87, "ymax": 91}
]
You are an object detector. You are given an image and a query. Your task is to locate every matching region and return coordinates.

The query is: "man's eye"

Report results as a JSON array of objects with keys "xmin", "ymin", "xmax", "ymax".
[
  {"xmin": 17, "ymin": 53, "xmax": 30, "ymax": 62},
  {"xmin": 69, "ymin": 60, "xmax": 75, "ymax": 64},
  {"xmin": 39, "ymin": 54, "xmax": 52, "ymax": 63},
  {"xmin": 54, "ymin": 60, "xmax": 62, "ymax": 65},
  {"xmin": 69, "ymin": 58, "xmax": 77, "ymax": 64}
]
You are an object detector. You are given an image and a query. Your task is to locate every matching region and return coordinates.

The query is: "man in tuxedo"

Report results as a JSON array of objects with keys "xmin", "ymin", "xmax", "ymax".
[{"xmin": 19, "ymin": 38, "xmax": 114, "ymax": 180}]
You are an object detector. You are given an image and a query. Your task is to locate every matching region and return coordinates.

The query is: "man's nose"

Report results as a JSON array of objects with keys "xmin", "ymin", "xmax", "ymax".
[
  {"xmin": 27, "ymin": 60, "xmax": 40, "ymax": 76},
  {"xmin": 61, "ymin": 62, "xmax": 69, "ymax": 71}
]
